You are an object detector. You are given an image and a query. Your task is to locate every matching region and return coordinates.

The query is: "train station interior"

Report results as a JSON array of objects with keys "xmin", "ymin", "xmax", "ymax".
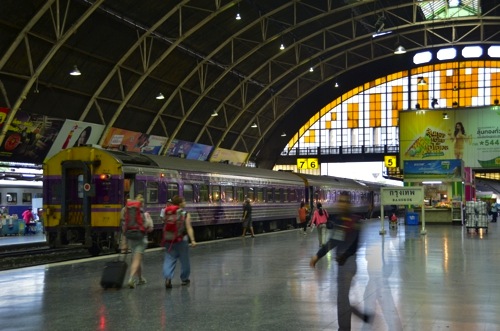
[
  {"xmin": 1, "ymin": 222, "xmax": 500, "ymax": 331},
  {"xmin": 1, "ymin": 1, "xmax": 500, "ymax": 330}
]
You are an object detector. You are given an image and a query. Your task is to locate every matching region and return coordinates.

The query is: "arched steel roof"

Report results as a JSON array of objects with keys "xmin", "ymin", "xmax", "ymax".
[{"xmin": 1, "ymin": 0, "xmax": 499, "ymax": 168}]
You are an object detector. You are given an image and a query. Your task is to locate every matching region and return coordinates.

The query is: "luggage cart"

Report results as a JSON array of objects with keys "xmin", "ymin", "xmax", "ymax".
[{"xmin": 465, "ymin": 201, "xmax": 488, "ymax": 234}]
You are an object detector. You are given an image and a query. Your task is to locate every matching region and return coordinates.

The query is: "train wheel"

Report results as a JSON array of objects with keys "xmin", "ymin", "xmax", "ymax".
[
  {"xmin": 48, "ymin": 232, "xmax": 58, "ymax": 248},
  {"xmin": 88, "ymin": 242, "xmax": 101, "ymax": 256},
  {"xmin": 150, "ymin": 230, "xmax": 163, "ymax": 247}
]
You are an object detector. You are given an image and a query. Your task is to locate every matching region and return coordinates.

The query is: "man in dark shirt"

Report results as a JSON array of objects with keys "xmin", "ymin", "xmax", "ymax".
[
  {"xmin": 309, "ymin": 192, "xmax": 372, "ymax": 330},
  {"xmin": 241, "ymin": 198, "xmax": 255, "ymax": 237}
]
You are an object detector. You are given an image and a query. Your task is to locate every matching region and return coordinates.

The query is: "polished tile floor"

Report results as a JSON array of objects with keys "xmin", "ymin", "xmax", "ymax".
[{"xmin": 0, "ymin": 220, "xmax": 498, "ymax": 331}]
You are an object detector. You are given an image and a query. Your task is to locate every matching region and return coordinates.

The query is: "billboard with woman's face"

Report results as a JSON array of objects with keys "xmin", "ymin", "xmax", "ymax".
[{"xmin": 400, "ymin": 106, "xmax": 500, "ymax": 169}]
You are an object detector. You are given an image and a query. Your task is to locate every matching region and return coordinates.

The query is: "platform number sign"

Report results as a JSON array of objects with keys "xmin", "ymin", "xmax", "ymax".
[
  {"xmin": 384, "ymin": 155, "xmax": 397, "ymax": 168},
  {"xmin": 297, "ymin": 158, "xmax": 319, "ymax": 170}
]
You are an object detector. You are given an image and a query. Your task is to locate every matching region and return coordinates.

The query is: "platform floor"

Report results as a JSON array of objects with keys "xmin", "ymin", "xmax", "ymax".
[
  {"xmin": 0, "ymin": 232, "xmax": 47, "ymax": 247},
  {"xmin": 0, "ymin": 220, "xmax": 499, "ymax": 331}
]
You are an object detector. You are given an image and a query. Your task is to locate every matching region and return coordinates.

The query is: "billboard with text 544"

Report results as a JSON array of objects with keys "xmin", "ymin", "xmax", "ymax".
[{"xmin": 400, "ymin": 106, "xmax": 500, "ymax": 169}]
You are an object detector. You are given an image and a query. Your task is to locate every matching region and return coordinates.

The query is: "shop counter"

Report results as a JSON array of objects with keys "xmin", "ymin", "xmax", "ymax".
[{"xmin": 415, "ymin": 208, "xmax": 453, "ymax": 224}]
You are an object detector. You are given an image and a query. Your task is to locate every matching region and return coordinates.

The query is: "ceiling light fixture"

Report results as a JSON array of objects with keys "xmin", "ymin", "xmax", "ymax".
[
  {"xmin": 309, "ymin": 66, "xmax": 314, "ymax": 72},
  {"xmin": 156, "ymin": 93, "xmax": 165, "ymax": 100},
  {"xmin": 235, "ymin": 13, "xmax": 241, "ymax": 20},
  {"xmin": 251, "ymin": 123, "xmax": 257, "ymax": 128},
  {"xmin": 211, "ymin": 110, "xmax": 218, "ymax": 117},
  {"xmin": 394, "ymin": 44, "xmax": 406, "ymax": 54},
  {"xmin": 280, "ymin": 43, "xmax": 285, "ymax": 50},
  {"xmin": 281, "ymin": 132, "xmax": 286, "ymax": 137},
  {"xmin": 334, "ymin": 82, "xmax": 339, "ymax": 88},
  {"xmin": 69, "ymin": 65, "xmax": 81, "ymax": 76},
  {"xmin": 443, "ymin": 112, "xmax": 449, "ymax": 120},
  {"xmin": 417, "ymin": 77, "xmax": 427, "ymax": 85}
]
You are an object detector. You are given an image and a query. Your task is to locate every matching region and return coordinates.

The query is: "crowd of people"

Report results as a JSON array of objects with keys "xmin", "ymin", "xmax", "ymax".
[{"xmin": 118, "ymin": 193, "xmax": 377, "ymax": 330}]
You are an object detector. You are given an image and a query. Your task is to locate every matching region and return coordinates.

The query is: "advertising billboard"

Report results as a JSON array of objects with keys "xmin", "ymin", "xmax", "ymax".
[{"xmin": 400, "ymin": 106, "xmax": 500, "ymax": 169}]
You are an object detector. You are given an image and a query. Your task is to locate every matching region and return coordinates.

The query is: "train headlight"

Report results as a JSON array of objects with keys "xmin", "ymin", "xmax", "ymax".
[{"xmin": 99, "ymin": 174, "xmax": 111, "ymax": 180}]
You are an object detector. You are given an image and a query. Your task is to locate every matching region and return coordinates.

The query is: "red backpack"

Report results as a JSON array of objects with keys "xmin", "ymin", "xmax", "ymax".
[
  {"xmin": 162, "ymin": 205, "xmax": 187, "ymax": 250},
  {"xmin": 124, "ymin": 200, "xmax": 146, "ymax": 240}
]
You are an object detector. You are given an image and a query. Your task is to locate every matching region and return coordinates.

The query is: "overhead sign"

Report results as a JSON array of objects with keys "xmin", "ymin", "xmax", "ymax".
[
  {"xmin": 381, "ymin": 187, "xmax": 424, "ymax": 205},
  {"xmin": 384, "ymin": 155, "xmax": 397, "ymax": 168},
  {"xmin": 297, "ymin": 158, "xmax": 319, "ymax": 170}
]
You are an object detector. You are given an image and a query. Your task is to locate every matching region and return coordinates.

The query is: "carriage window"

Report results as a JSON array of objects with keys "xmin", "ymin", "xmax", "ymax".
[
  {"xmin": 236, "ymin": 187, "xmax": 244, "ymax": 202},
  {"xmin": 6, "ymin": 193, "xmax": 17, "ymax": 203},
  {"xmin": 255, "ymin": 188, "xmax": 264, "ymax": 202},
  {"xmin": 223, "ymin": 186, "xmax": 234, "ymax": 202},
  {"xmin": 266, "ymin": 188, "xmax": 274, "ymax": 202},
  {"xmin": 282, "ymin": 189, "xmax": 288, "ymax": 202},
  {"xmin": 183, "ymin": 184, "xmax": 194, "ymax": 203},
  {"xmin": 134, "ymin": 181, "xmax": 146, "ymax": 200},
  {"xmin": 246, "ymin": 188, "xmax": 255, "ymax": 202},
  {"xmin": 211, "ymin": 186, "xmax": 221, "ymax": 203},
  {"xmin": 167, "ymin": 183, "xmax": 179, "ymax": 200},
  {"xmin": 22, "ymin": 193, "xmax": 32, "ymax": 203},
  {"xmin": 146, "ymin": 182, "xmax": 159, "ymax": 204},
  {"xmin": 287, "ymin": 189, "xmax": 297, "ymax": 202},
  {"xmin": 199, "ymin": 185, "xmax": 209, "ymax": 202},
  {"xmin": 275, "ymin": 189, "xmax": 282, "ymax": 203}
]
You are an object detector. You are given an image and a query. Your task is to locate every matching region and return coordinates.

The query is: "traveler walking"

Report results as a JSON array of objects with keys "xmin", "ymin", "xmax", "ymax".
[
  {"xmin": 309, "ymin": 192, "xmax": 372, "ymax": 330},
  {"xmin": 162, "ymin": 195, "xmax": 197, "ymax": 289}
]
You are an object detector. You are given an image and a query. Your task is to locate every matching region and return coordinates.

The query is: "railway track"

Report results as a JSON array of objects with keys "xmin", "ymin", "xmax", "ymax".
[{"xmin": 0, "ymin": 246, "xmax": 101, "ymax": 271}]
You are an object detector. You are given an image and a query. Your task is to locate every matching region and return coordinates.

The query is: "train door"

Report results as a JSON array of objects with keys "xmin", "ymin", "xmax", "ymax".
[
  {"xmin": 58, "ymin": 160, "xmax": 93, "ymax": 247},
  {"xmin": 124, "ymin": 174, "xmax": 134, "ymax": 203}
]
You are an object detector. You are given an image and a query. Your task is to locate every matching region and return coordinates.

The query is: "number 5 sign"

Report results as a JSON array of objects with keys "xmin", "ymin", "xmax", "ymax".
[
  {"xmin": 384, "ymin": 155, "xmax": 397, "ymax": 168},
  {"xmin": 297, "ymin": 158, "xmax": 319, "ymax": 170}
]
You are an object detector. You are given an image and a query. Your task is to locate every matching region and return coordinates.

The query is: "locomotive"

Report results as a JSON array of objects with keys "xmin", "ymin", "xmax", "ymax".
[{"xmin": 43, "ymin": 146, "xmax": 393, "ymax": 255}]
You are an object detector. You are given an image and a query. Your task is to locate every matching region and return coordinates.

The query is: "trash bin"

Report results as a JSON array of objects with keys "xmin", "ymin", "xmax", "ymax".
[{"xmin": 406, "ymin": 212, "xmax": 419, "ymax": 225}]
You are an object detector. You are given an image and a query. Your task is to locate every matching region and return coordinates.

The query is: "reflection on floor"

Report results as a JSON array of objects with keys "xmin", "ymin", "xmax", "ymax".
[{"xmin": 0, "ymin": 220, "xmax": 499, "ymax": 331}]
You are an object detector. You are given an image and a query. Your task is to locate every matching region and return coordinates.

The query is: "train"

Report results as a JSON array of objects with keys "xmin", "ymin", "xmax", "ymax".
[
  {"xmin": 0, "ymin": 180, "xmax": 42, "ymax": 218},
  {"xmin": 43, "ymin": 146, "xmax": 396, "ymax": 255}
]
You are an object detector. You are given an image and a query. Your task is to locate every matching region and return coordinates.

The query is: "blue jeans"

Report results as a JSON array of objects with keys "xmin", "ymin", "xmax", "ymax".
[{"xmin": 163, "ymin": 238, "xmax": 191, "ymax": 281}]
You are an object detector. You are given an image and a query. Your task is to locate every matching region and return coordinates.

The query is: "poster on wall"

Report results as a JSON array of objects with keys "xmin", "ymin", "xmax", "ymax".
[
  {"xmin": 44, "ymin": 120, "xmax": 105, "ymax": 160},
  {"xmin": 186, "ymin": 143, "xmax": 212, "ymax": 161},
  {"xmin": 0, "ymin": 111, "xmax": 65, "ymax": 163},
  {"xmin": 102, "ymin": 128, "xmax": 166, "ymax": 154},
  {"xmin": 400, "ymin": 106, "xmax": 500, "ymax": 169},
  {"xmin": 165, "ymin": 139, "xmax": 193, "ymax": 158},
  {"xmin": 210, "ymin": 147, "xmax": 248, "ymax": 165}
]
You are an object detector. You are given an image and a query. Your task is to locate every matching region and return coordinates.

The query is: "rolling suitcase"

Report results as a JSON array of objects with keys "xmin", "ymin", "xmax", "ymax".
[{"xmin": 100, "ymin": 257, "xmax": 128, "ymax": 289}]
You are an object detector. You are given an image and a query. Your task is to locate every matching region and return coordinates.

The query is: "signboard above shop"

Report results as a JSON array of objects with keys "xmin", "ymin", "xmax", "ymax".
[{"xmin": 403, "ymin": 159, "xmax": 463, "ymax": 182}]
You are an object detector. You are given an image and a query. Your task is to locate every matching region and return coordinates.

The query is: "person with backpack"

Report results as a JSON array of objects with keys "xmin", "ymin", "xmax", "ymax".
[
  {"xmin": 309, "ymin": 202, "xmax": 329, "ymax": 247},
  {"xmin": 162, "ymin": 195, "xmax": 197, "ymax": 289},
  {"xmin": 121, "ymin": 194, "xmax": 153, "ymax": 288}
]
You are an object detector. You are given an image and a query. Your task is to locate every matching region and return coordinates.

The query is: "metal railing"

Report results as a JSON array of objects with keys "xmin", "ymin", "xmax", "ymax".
[{"xmin": 281, "ymin": 145, "xmax": 399, "ymax": 156}]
